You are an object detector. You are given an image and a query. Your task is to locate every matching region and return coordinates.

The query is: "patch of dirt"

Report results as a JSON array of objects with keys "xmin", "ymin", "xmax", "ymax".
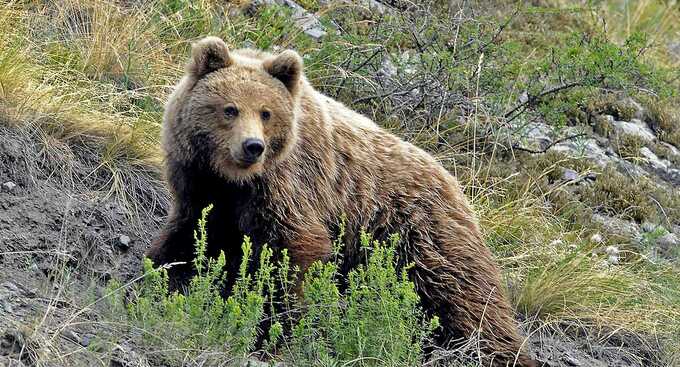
[
  {"xmin": 0, "ymin": 121, "xmax": 669, "ymax": 366},
  {"xmin": 525, "ymin": 321, "xmax": 667, "ymax": 367},
  {"xmin": 0, "ymin": 121, "xmax": 165, "ymax": 366}
]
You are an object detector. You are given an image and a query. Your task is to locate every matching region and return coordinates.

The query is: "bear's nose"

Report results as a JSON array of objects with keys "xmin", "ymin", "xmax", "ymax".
[{"xmin": 242, "ymin": 138, "xmax": 265, "ymax": 159}]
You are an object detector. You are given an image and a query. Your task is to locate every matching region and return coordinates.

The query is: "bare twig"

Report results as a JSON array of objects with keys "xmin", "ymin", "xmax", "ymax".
[
  {"xmin": 504, "ymin": 81, "xmax": 584, "ymax": 123},
  {"xmin": 512, "ymin": 133, "xmax": 588, "ymax": 154}
]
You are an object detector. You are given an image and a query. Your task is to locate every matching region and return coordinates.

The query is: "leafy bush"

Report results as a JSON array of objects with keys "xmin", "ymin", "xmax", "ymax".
[
  {"xmin": 288, "ymin": 231, "xmax": 439, "ymax": 367},
  {"xmin": 106, "ymin": 208, "xmax": 437, "ymax": 366},
  {"xmin": 108, "ymin": 205, "xmax": 275, "ymax": 364}
]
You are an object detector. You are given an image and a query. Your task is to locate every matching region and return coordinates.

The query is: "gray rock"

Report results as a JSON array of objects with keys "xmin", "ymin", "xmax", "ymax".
[
  {"xmin": 639, "ymin": 147, "xmax": 680, "ymax": 185},
  {"xmin": 118, "ymin": 235, "xmax": 131, "ymax": 249},
  {"xmin": 0, "ymin": 298, "xmax": 13, "ymax": 313},
  {"xmin": 611, "ymin": 118, "xmax": 656, "ymax": 142},
  {"xmin": 364, "ymin": 0, "xmax": 389, "ymax": 14},
  {"xmin": 605, "ymin": 245, "xmax": 620, "ymax": 265},
  {"xmin": 641, "ymin": 222, "xmax": 657, "ymax": 233},
  {"xmin": 563, "ymin": 354, "xmax": 582, "ymax": 366},
  {"xmin": 562, "ymin": 168, "xmax": 579, "ymax": 181},
  {"xmin": 0, "ymin": 356, "xmax": 26, "ymax": 367},
  {"xmin": 110, "ymin": 342, "xmax": 148, "ymax": 367},
  {"xmin": 654, "ymin": 232, "xmax": 680, "ymax": 260},
  {"xmin": 668, "ymin": 41, "xmax": 680, "ymax": 60},
  {"xmin": 639, "ymin": 147, "xmax": 668, "ymax": 170},
  {"xmin": 591, "ymin": 214, "xmax": 641, "ymax": 240},
  {"xmin": 395, "ymin": 50, "xmax": 419, "ymax": 75},
  {"xmin": 282, "ymin": 0, "xmax": 327, "ymax": 40},
  {"xmin": 60, "ymin": 330, "xmax": 79, "ymax": 344},
  {"xmin": 590, "ymin": 233, "xmax": 604, "ymax": 244},
  {"xmin": 551, "ymin": 136, "xmax": 611, "ymax": 167},
  {"xmin": 247, "ymin": 0, "xmax": 328, "ymax": 40},
  {"xmin": 617, "ymin": 158, "xmax": 649, "ymax": 179},
  {"xmin": 242, "ymin": 359, "xmax": 286, "ymax": 367},
  {"xmin": 2, "ymin": 282, "xmax": 19, "ymax": 293},
  {"xmin": 2, "ymin": 181, "xmax": 16, "ymax": 192},
  {"xmin": 660, "ymin": 141, "xmax": 680, "ymax": 159},
  {"xmin": 512, "ymin": 122, "xmax": 554, "ymax": 152},
  {"xmin": 324, "ymin": 0, "xmax": 392, "ymax": 15},
  {"xmin": 80, "ymin": 334, "xmax": 92, "ymax": 348},
  {"xmin": 378, "ymin": 57, "xmax": 397, "ymax": 78},
  {"xmin": 519, "ymin": 91, "xmax": 529, "ymax": 104}
]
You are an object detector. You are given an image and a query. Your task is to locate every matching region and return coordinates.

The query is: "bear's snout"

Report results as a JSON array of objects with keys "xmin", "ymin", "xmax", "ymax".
[{"xmin": 241, "ymin": 138, "xmax": 265, "ymax": 163}]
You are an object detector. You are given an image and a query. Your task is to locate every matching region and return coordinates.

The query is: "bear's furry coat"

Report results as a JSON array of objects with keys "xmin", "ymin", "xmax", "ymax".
[{"xmin": 147, "ymin": 37, "xmax": 535, "ymax": 367}]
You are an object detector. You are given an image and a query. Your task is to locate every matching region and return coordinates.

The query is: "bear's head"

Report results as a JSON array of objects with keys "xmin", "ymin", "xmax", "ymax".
[{"xmin": 166, "ymin": 36, "xmax": 303, "ymax": 182}]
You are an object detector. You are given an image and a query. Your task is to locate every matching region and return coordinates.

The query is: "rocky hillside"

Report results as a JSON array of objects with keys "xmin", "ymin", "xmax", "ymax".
[{"xmin": 0, "ymin": 1, "xmax": 679, "ymax": 366}]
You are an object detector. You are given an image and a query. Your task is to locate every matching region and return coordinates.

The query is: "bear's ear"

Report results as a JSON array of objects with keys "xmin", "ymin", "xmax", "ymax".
[
  {"xmin": 187, "ymin": 36, "xmax": 231, "ymax": 78},
  {"xmin": 263, "ymin": 50, "xmax": 303, "ymax": 94}
]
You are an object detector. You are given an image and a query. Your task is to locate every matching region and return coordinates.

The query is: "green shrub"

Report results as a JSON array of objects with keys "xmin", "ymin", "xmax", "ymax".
[
  {"xmin": 118, "ymin": 205, "xmax": 274, "ymax": 364},
  {"xmin": 612, "ymin": 133, "xmax": 645, "ymax": 161},
  {"xmin": 105, "ymin": 209, "xmax": 437, "ymax": 366},
  {"xmin": 288, "ymin": 232, "xmax": 439, "ymax": 367}
]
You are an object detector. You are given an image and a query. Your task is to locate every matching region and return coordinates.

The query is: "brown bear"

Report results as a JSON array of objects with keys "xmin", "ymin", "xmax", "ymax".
[{"xmin": 147, "ymin": 36, "xmax": 536, "ymax": 367}]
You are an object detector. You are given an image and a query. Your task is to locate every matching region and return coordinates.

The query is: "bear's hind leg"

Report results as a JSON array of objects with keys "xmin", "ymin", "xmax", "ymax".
[{"xmin": 411, "ymin": 243, "xmax": 535, "ymax": 367}]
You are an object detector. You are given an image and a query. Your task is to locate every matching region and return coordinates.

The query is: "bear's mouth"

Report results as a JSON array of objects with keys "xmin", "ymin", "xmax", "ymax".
[
  {"xmin": 235, "ymin": 157, "xmax": 260, "ymax": 168},
  {"xmin": 231, "ymin": 152, "xmax": 264, "ymax": 170}
]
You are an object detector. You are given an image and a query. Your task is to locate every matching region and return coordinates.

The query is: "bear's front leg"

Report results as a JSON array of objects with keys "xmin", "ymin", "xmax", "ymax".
[
  {"xmin": 147, "ymin": 208, "xmax": 198, "ymax": 266},
  {"xmin": 284, "ymin": 222, "xmax": 334, "ymax": 288},
  {"xmin": 146, "ymin": 161, "xmax": 210, "ymax": 284}
]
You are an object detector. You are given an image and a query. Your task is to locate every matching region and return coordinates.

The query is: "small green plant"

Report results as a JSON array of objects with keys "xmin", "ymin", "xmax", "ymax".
[
  {"xmin": 505, "ymin": 31, "xmax": 675, "ymax": 127},
  {"xmin": 120, "ymin": 205, "xmax": 276, "ymax": 364},
  {"xmin": 105, "ymin": 210, "xmax": 436, "ymax": 366},
  {"xmin": 612, "ymin": 133, "xmax": 645, "ymax": 161},
  {"xmin": 288, "ymin": 232, "xmax": 439, "ymax": 367}
]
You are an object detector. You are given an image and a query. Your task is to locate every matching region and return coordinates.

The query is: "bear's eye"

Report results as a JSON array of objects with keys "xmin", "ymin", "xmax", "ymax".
[
  {"xmin": 224, "ymin": 106, "xmax": 239, "ymax": 118},
  {"xmin": 261, "ymin": 110, "xmax": 271, "ymax": 121}
]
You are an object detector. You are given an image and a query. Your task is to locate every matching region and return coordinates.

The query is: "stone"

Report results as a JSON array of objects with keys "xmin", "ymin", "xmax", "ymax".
[
  {"xmin": 549, "ymin": 239, "xmax": 564, "ymax": 247},
  {"xmin": 639, "ymin": 147, "xmax": 668, "ymax": 171},
  {"xmin": 668, "ymin": 41, "xmax": 680, "ymax": 60},
  {"xmin": 660, "ymin": 141, "xmax": 680, "ymax": 159},
  {"xmin": 519, "ymin": 122, "xmax": 554, "ymax": 151},
  {"xmin": 60, "ymin": 330, "xmax": 79, "ymax": 344},
  {"xmin": 378, "ymin": 57, "xmax": 397, "ymax": 78},
  {"xmin": 551, "ymin": 136, "xmax": 612, "ymax": 168},
  {"xmin": 639, "ymin": 147, "xmax": 680, "ymax": 185},
  {"xmin": 243, "ymin": 360, "xmax": 286, "ymax": 367},
  {"xmin": 562, "ymin": 168, "xmax": 579, "ymax": 181},
  {"xmin": 0, "ymin": 356, "xmax": 26, "ymax": 367},
  {"xmin": 563, "ymin": 354, "xmax": 582, "ymax": 366},
  {"xmin": 605, "ymin": 246, "xmax": 619, "ymax": 265},
  {"xmin": 2, "ymin": 181, "xmax": 16, "ymax": 192},
  {"xmin": 611, "ymin": 118, "xmax": 656, "ymax": 142},
  {"xmin": 246, "ymin": 0, "xmax": 328, "ymax": 40},
  {"xmin": 282, "ymin": 0, "xmax": 327, "ymax": 40},
  {"xmin": 654, "ymin": 233, "xmax": 680, "ymax": 260},
  {"xmin": 80, "ymin": 334, "xmax": 92, "ymax": 348},
  {"xmin": 1, "ymin": 282, "xmax": 19, "ymax": 293},
  {"xmin": 358, "ymin": 0, "xmax": 390, "ymax": 15},
  {"xmin": 118, "ymin": 235, "xmax": 131, "ymax": 249},
  {"xmin": 641, "ymin": 222, "xmax": 657, "ymax": 233},
  {"xmin": 0, "ymin": 299, "xmax": 13, "ymax": 313},
  {"xmin": 591, "ymin": 214, "xmax": 641, "ymax": 241},
  {"xmin": 621, "ymin": 97, "xmax": 646, "ymax": 120}
]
